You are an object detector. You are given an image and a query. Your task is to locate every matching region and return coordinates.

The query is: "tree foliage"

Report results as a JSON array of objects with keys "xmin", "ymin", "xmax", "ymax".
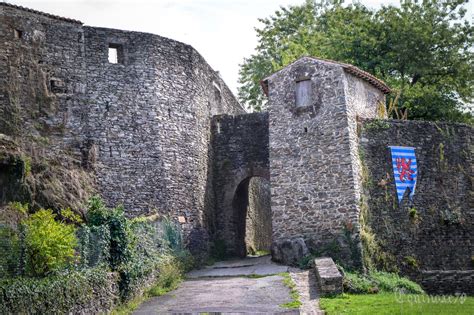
[{"xmin": 238, "ymin": 0, "xmax": 473, "ymax": 123}]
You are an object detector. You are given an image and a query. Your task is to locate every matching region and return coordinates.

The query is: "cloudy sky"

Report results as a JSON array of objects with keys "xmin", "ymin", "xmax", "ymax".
[{"xmin": 6, "ymin": 0, "xmax": 473, "ymax": 94}]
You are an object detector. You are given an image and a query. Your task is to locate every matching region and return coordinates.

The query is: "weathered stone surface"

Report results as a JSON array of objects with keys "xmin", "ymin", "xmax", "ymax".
[
  {"xmin": 267, "ymin": 57, "xmax": 385, "ymax": 268},
  {"xmin": 134, "ymin": 275, "xmax": 298, "ymax": 315},
  {"xmin": 313, "ymin": 257, "xmax": 343, "ymax": 296},
  {"xmin": 419, "ymin": 270, "xmax": 474, "ymax": 295},
  {"xmin": 360, "ymin": 119, "xmax": 473, "ymax": 293},
  {"xmin": 246, "ymin": 177, "xmax": 272, "ymax": 254},
  {"xmin": 187, "ymin": 255, "xmax": 288, "ymax": 278},
  {"xmin": 271, "ymin": 237, "xmax": 309, "ymax": 266},
  {"xmin": 211, "ymin": 113, "xmax": 269, "ymax": 256},
  {"xmin": 0, "ymin": 4, "xmax": 244, "ymax": 255}
]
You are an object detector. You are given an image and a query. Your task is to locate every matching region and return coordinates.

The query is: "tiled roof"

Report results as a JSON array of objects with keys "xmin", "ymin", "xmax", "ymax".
[
  {"xmin": 1, "ymin": 2, "xmax": 83, "ymax": 24},
  {"xmin": 260, "ymin": 56, "xmax": 391, "ymax": 96}
]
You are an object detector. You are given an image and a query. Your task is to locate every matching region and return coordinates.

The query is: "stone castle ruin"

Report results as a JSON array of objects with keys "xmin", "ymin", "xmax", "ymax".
[{"xmin": 1, "ymin": 3, "xmax": 472, "ymax": 294}]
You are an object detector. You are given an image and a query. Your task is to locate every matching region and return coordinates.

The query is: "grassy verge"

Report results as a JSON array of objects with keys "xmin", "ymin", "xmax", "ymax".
[
  {"xmin": 112, "ymin": 255, "xmax": 186, "ymax": 315},
  {"xmin": 320, "ymin": 293, "xmax": 474, "ymax": 315},
  {"xmin": 112, "ymin": 276, "xmax": 182, "ymax": 315},
  {"xmin": 278, "ymin": 272, "xmax": 302, "ymax": 309}
]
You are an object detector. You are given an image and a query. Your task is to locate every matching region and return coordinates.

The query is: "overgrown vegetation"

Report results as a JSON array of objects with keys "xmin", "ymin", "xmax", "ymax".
[
  {"xmin": 341, "ymin": 269, "xmax": 424, "ymax": 295},
  {"xmin": 0, "ymin": 268, "xmax": 117, "ymax": 314},
  {"xmin": 23, "ymin": 209, "xmax": 77, "ymax": 276},
  {"xmin": 0, "ymin": 196, "xmax": 193, "ymax": 314}
]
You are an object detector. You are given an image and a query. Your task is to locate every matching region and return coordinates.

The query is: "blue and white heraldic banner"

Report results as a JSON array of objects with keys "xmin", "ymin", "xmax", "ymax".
[{"xmin": 389, "ymin": 146, "xmax": 417, "ymax": 204}]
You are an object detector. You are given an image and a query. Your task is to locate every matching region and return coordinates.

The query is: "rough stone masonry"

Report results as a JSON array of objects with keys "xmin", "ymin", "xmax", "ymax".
[{"xmin": 1, "ymin": 4, "xmax": 472, "ymax": 294}]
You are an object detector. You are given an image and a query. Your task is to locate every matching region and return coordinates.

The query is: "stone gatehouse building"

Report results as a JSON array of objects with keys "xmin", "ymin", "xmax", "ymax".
[{"xmin": 1, "ymin": 3, "xmax": 472, "ymax": 294}]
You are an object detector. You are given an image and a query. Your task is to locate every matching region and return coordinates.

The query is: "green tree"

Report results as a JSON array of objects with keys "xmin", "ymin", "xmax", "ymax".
[{"xmin": 238, "ymin": 0, "xmax": 473, "ymax": 123}]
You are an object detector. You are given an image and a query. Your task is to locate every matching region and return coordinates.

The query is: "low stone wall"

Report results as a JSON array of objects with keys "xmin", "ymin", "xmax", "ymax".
[
  {"xmin": 418, "ymin": 270, "xmax": 474, "ymax": 295},
  {"xmin": 313, "ymin": 257, "xmax": 343, "ymax": 296}
]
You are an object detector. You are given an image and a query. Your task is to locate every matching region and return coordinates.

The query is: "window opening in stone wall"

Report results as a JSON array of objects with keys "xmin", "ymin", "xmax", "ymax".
[
  {"xmin": 304, "ymin": 127, "xmax": 308, "ymax": 133},
  {"xmin": 108, "ymin": 43, "xmax": 123, "ymax": 64},
  {"xmin": 13, "ymin": 29, "xmax": 23, "ymax": 39},
  {"xmin": 296, "ymin": 78, "xmax": 311, "ymax": 107}
]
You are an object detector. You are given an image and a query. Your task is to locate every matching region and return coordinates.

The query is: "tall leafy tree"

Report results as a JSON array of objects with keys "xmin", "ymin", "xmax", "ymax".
[{"xmin": 238, "ymin": 0, "xmax": 473, "ymax": 123}]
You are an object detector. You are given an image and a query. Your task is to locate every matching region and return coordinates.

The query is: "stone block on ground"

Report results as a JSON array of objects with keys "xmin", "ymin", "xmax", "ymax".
[
  {"xmin": 313, "ymin": 257, "xmax": 343, "ymax": 296},
  {"xmin": 271, "ymin": 237, "xmax": 309, "ymax": 266}
]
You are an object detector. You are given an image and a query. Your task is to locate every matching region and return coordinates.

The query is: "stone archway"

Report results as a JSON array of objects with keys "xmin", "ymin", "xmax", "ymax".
[
  {"xmin": 232, "ymin": 176, "xmax": 272, "ymax": 257},
  {"xmin": 211, "ymin": 112, "xmax": 270, "ymax": 258}
]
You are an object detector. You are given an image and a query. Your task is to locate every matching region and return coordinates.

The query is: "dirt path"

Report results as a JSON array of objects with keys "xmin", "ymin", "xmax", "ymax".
[{"xmin": 133, "ymin": 256, "xmax": 322, "ymax": 314}]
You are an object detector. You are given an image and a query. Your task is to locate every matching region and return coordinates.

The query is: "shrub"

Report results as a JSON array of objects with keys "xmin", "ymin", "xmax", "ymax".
[
  {"xmin": 342, "ymin": 270, "xmax": 424, "ymax": 295},
  {"xmin": 152, "ymin": 254, "xmax": 182, "ymax": 295},
  {"xmin": 23, "ymin": 209, "xmax": 77, "ymax": 276},
  {"xmin": 343, "ymin": 271, "xmax": 377, "ymax": 294},
  {"xmin": 0, "ymin": 224, "xmax": 22, "ymax": 277},
  {"xmin": 118, "ymin": 258, "xmax": 157, "ymax": 301},
  {"xmin": 87, "ymin": 198, "xmax": 131, "ymax": 271},
  {"xmin": 86, "ymin": 195, "xmax": 109, "ymax": 225},
  {"xmin": 370, "ymin": 271, "xmax": 424, "ymax": 294},
  {"xmin": 0, "ymin": 268, "xmax": 117, "ymax": 314}
]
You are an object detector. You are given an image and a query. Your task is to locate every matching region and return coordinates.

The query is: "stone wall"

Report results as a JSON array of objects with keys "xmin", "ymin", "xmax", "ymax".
[
  {"xmin": 0, "ymin": 4, "xmax": 95, "ymax": 212},
  {"xmin": 0, "ymin": 4, "xmax": 86, "ymax": 152},
  {"xmin": 360, "ymin": 119, "xmax": 473, "ymax": 293},
  {"xmin": 245, "ymin": 177, "xmax": 272, "ymax": 254},
  {"xmin": 82, "ymin": 26, "xmax": 243, "ymax": 247},
  {"xmin": 267, "ymin": 57, "xmax": 384, "ymax": 267},
  {"xmin": 211, "ymin": 112, "xmax": 269, "ymax": 256},
  {"xmin": 0, "ymin": 4, "xmax": 243, "ymax": 254}
]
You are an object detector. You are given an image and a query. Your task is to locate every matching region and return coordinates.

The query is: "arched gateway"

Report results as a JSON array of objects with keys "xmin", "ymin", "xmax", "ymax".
[{"xmin": 211, "ymin": 113, "xmax": 270, "ymax": 257}]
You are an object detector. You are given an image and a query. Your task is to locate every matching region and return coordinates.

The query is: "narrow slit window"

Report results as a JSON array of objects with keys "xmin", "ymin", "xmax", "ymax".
[
  {"xmin": 13, "ymin": 29, "xmax": 23, "ymax": 39},
  {"xmin": 296, "ymin": 78, "xmax": 311, "ymax": 107},
  {"xmin": 108, "ymin": 43, "xmax": 123, "ymax": 64}
]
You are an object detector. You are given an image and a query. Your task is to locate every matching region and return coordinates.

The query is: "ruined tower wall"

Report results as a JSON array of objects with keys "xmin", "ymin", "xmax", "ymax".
[
  {"xmin": 0, "ymin": 4, "xmax": 87, "ymax": 149},
  {"xmin": 268, "ymin": 58, "xmax": 365, "ymax": 266},
  {"xmin": 0, "ymin": 4, "xmax": 244, "ymax": 250},
  {"xmin": 266, "ymin": 57, "xmax": 386, "ymax": 266}
]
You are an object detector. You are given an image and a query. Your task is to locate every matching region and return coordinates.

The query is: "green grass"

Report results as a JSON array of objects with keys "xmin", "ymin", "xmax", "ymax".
[
  {"xmin": 320, "ymin": 293, "xmax": 474, "ymax": 315},
  {"xmin": 251, "ymin": 250, "xmax": 271, "ymax": 257},
  {"xmin": 278, "ymin": 272, "xmax": 302, "ymax": 309}
]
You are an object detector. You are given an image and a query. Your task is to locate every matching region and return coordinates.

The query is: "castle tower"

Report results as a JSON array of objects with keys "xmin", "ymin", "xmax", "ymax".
[{"xmin": 262, "ymin": 57, "xmax": 390, "ymax": 266}]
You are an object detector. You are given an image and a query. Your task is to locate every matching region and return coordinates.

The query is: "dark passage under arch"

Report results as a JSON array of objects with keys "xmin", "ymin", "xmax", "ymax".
[{"xmin": 232, "ymin": 176, "xmax": 272, "ymax": 257}]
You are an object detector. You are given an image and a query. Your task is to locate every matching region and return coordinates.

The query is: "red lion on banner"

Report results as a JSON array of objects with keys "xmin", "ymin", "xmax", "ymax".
[{"xmin": 396, "ymin": 157, "xmax": 415, "ymax": 182}]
